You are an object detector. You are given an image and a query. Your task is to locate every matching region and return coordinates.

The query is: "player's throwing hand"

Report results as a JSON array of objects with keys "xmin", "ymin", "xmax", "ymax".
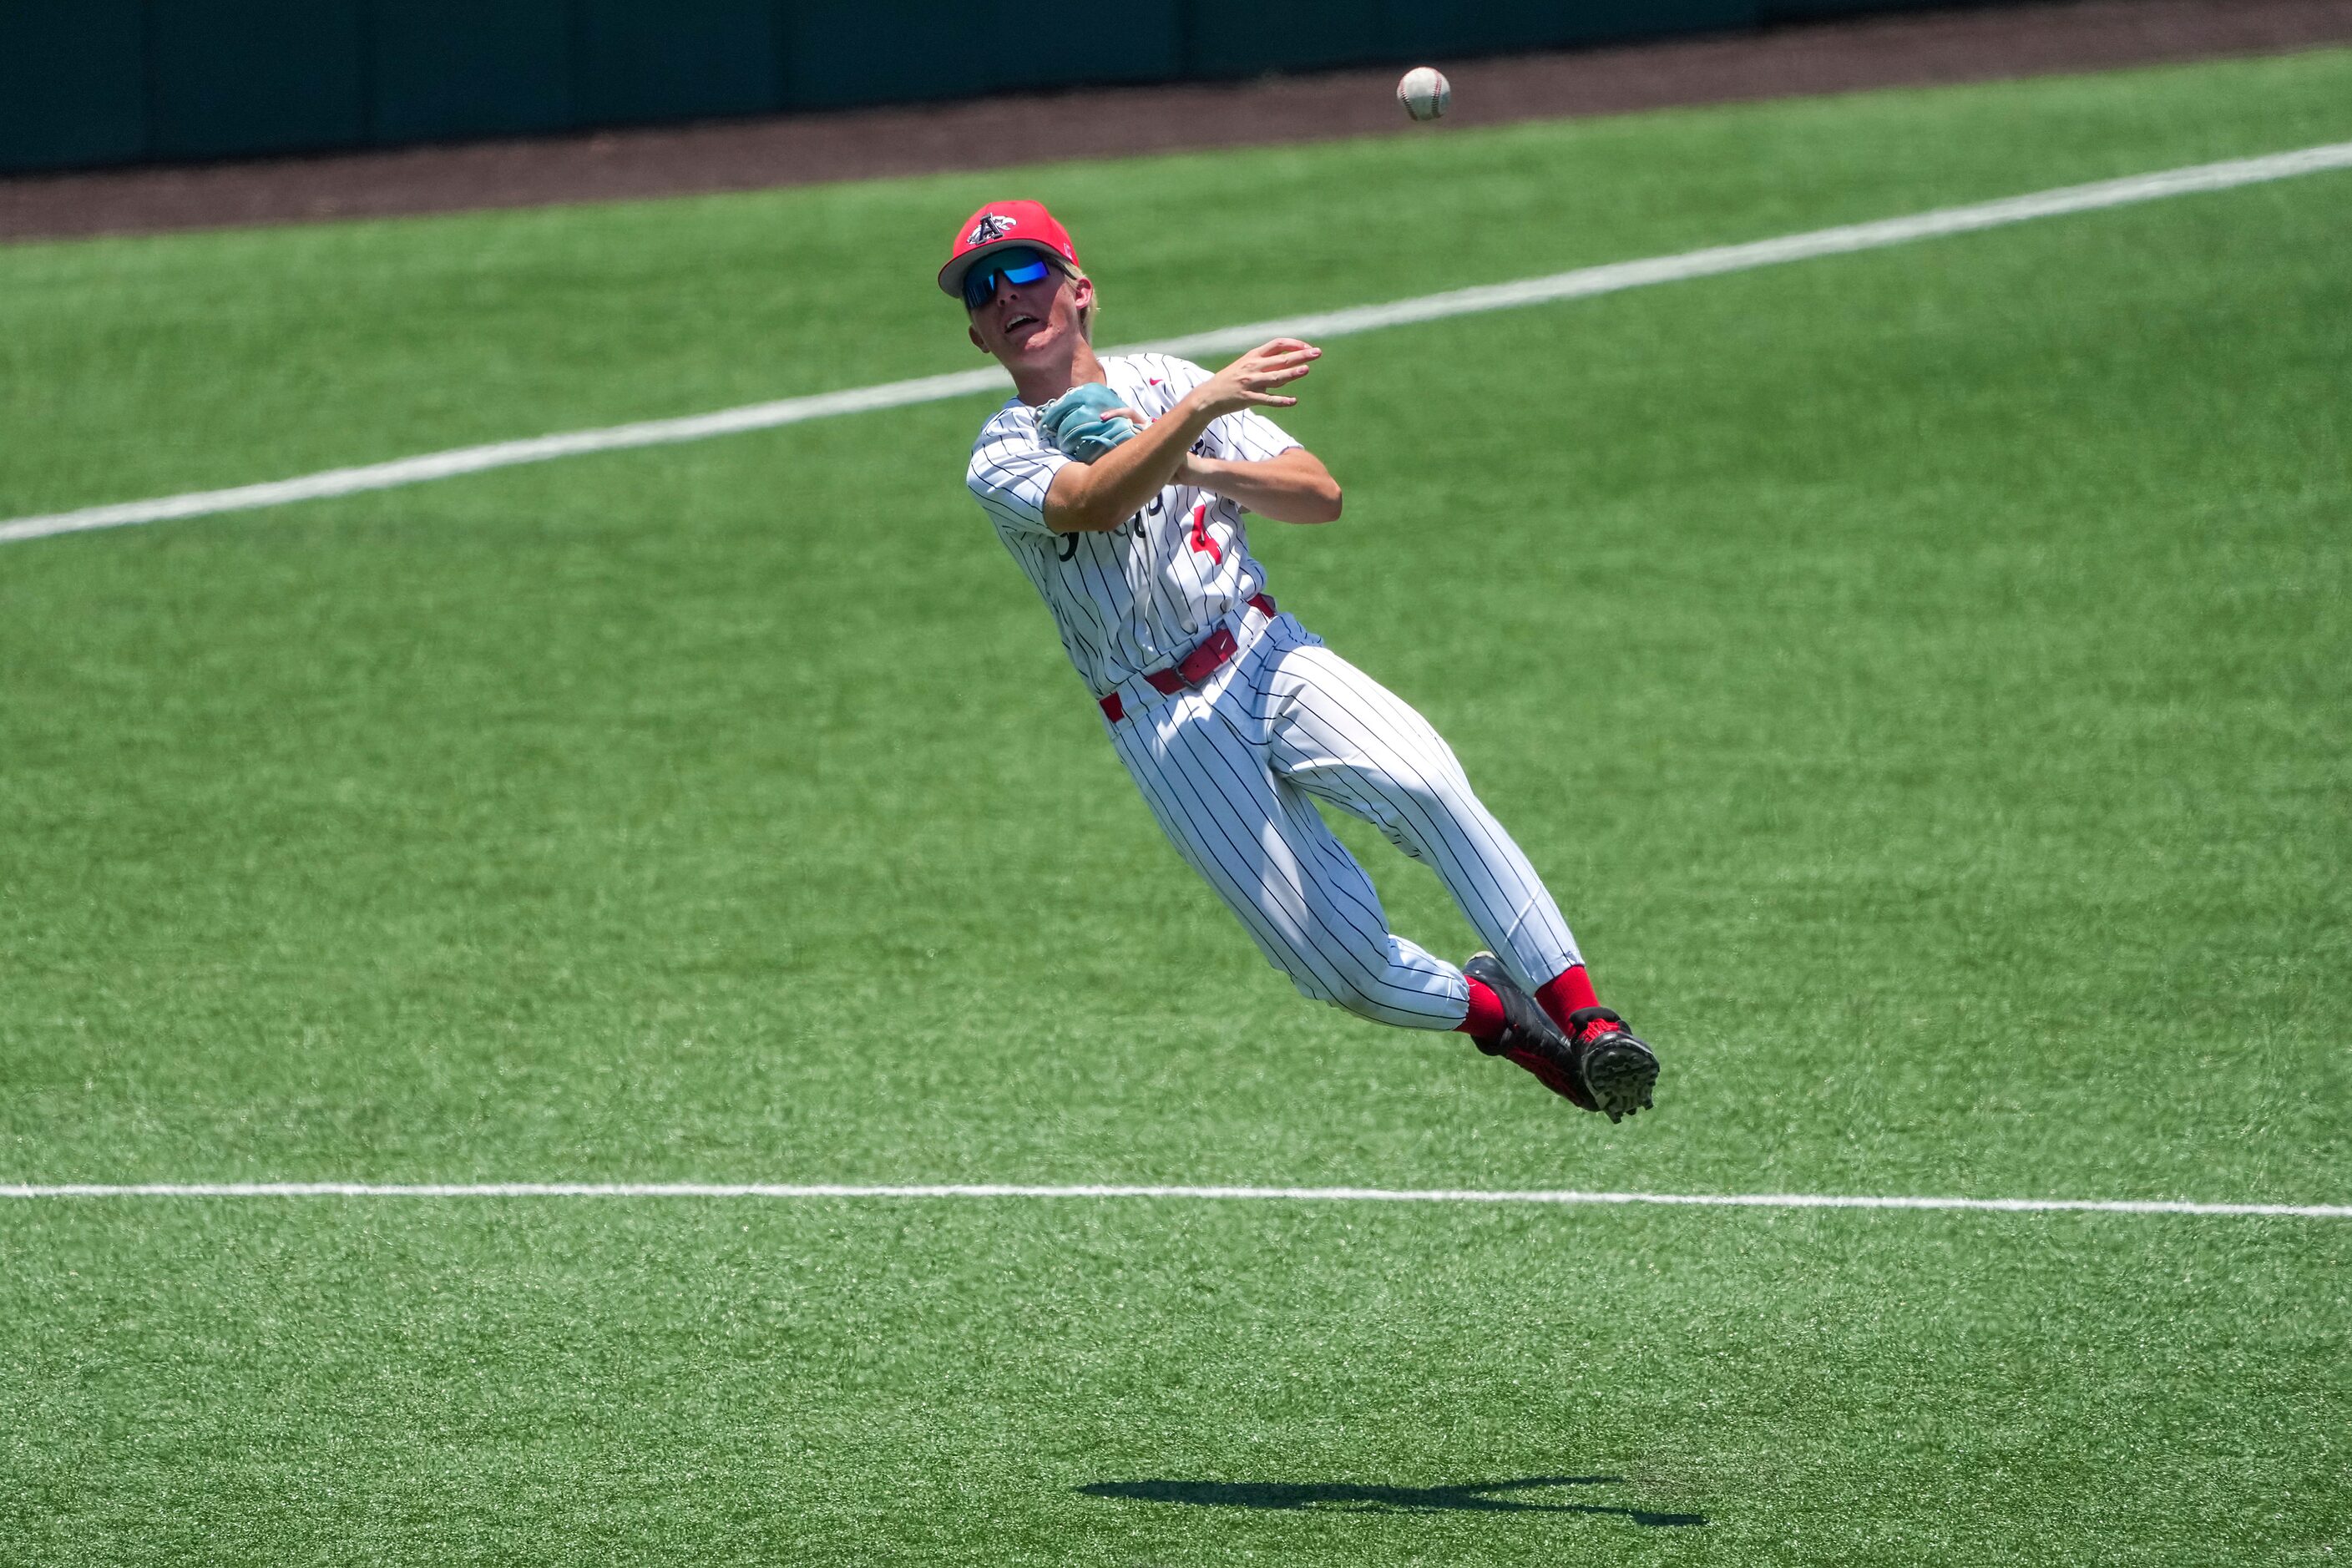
[{"xmin": 1192, "ymin": 338, "xmax": 1321, "ymax": 416}]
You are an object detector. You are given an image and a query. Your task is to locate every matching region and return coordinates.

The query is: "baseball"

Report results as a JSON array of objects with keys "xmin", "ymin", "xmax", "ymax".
[{"xmin": 1397, "ymin": 66, "xmax": 1450, "ymax": 122}]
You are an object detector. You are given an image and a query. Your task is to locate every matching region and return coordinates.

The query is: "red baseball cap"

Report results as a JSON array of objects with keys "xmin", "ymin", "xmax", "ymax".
[{"xmin": 938, "ymin": 200, "xmax": 1081, "ymax": 300}]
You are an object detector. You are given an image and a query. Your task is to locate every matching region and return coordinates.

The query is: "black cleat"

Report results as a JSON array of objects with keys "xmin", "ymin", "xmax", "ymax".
[
  {"xmin": 1463, "ymin": 953, "xmax": 1659, "ymax": 1122},
  {"xmin": 1463, "ymin": 952, "xmax": 1596, "ymax": 1112},
  {"xmin": 1560, "ymin": 1005, "xmax": 1660, "ymax": 1125}
]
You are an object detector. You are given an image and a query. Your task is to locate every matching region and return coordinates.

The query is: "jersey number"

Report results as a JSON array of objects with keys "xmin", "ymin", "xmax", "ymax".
[
  {"xmin": 1187, "ymin": 503, "xmax": 1222, "ymax": 566},
  {"xmin": 1053, "ymin": 503, "xmax": 1197, "ymax": 564}
]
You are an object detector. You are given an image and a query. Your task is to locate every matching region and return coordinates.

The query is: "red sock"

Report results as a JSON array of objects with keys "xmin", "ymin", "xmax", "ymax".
[
  {"xmin": 1456, "ymin": 977, "xmax": 1506, "ymax": 1039},
  {"xmin": 1536, "ymin": 965, "xmax": 1599, "ymax": 1032}
]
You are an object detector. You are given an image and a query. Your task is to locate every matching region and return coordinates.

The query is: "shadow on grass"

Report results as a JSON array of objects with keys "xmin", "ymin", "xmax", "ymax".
[{"xmin": 1078, "ymin": 1475, "xmax": 1706, "ymax": 1525}]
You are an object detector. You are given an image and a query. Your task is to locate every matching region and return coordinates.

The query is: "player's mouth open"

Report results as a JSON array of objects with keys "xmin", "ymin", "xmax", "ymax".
[{"xmin": 1004, "ymin": 311, "xmax": 1041, "ymax": 336}]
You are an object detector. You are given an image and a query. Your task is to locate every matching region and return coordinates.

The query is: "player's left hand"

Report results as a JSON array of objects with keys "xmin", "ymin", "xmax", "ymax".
[{"xmin": 1039, "ymin": 382, "xmax": 1145, "ymax": 463}]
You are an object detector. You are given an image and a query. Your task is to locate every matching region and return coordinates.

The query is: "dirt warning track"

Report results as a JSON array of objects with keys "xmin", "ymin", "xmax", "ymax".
[{"xmin": 3, "ymin": 0, "xmax": 2349, "ymax": 243}]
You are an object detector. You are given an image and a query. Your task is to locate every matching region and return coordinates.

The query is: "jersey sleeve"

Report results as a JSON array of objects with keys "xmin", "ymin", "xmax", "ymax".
[
  {"xmin": 1211, "ymin": 404, "xmax": 1301, "ymax": 463},
  {"xmin": 966, "ymin": 408, "xmax": 1068, "ymax": 536},
  {"xmin": 1151, "ymin": 355, "xmax": 1302, "ymax": 463}
]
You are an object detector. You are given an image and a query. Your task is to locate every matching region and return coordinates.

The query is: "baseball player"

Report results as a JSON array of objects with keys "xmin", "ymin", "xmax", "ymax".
[{"xmin": 946, "ymin": 200, "xmax": 1660, "ymax": 1120}]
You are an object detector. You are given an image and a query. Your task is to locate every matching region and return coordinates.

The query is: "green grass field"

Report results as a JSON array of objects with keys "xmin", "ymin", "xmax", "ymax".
[{"xmin": 4, "ymin": 48, "xmax": 2349, "ymax": 1565}]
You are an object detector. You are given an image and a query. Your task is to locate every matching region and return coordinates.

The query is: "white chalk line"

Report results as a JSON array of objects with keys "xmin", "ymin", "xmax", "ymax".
[
  {"xmin": 6, "ymin": 139, "xmax": 2349, "ymax": 549},
  {"xmin": 1, "ymin": 1183, "xmax": 2345, "ymax": 1217}
]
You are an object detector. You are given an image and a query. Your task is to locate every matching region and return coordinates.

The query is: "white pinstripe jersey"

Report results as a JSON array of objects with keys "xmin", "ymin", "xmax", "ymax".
[{"xmin": 966, "ymin": 352, "xmax": 1301, "ymax": 698}]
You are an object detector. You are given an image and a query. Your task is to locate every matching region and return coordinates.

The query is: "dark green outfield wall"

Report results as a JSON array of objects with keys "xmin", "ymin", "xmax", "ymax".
[{"xmin": 1, "ymin": 0, "xmax": 2028, "ymax": 174}]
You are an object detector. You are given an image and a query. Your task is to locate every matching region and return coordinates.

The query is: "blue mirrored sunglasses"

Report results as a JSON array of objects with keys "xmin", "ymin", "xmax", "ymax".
[{"xmin": 962, "ymin": 246, "xmax": 1057, "ymax": 310}]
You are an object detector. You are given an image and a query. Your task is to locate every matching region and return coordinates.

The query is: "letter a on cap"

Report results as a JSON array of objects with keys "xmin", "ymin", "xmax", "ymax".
[{"xmin": 938, "ymin": 200, "xmax": 1082, "ymax": 297}]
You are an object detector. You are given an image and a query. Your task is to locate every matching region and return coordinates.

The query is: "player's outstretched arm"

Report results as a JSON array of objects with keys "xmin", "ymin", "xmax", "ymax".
[
  {"xmin": 1178, "ymin": 448, "xmax": 1343, "ymax": 524},
  {"xmin": 1043, "ymin": 339, "xmax": 1321, "ymax": 534}
]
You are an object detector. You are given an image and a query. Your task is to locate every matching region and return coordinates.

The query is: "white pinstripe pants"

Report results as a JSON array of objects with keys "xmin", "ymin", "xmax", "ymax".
[{"xmin": 1105, "ymin": 612, "xmax": 1582, "ymax": 1030}]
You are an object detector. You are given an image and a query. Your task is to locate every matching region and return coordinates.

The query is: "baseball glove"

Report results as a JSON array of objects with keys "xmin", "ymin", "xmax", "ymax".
[{"xmin": 1038, "ymin": 382, "xmax": 1140, "ymax": 463}]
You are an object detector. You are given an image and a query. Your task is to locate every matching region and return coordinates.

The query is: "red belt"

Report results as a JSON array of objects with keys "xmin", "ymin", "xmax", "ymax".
[{"xmin": 1100, "ymin": 594, "xmax": 1276, "ymax": 722}]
